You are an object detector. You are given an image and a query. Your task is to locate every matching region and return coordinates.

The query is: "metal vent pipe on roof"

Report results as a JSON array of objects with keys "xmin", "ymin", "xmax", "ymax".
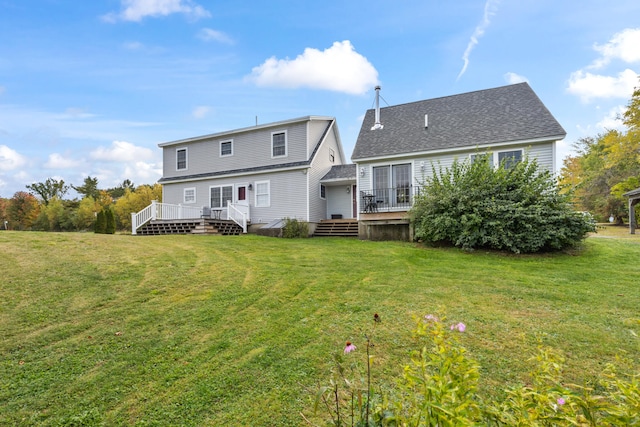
[{"xmin": 371, "ymin": 86, "xmax": 384, "ymax": 130}]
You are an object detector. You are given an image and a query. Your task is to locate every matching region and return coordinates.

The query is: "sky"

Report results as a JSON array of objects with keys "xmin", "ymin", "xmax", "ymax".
[{"xmin": 1, "ymin": 0, "xmax": 639, "ymax": 198}]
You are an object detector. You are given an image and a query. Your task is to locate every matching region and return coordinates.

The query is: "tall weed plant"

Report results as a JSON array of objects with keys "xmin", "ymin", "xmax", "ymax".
[{"xmin": 311, "ymin": 315, "xmax": 639, "ymax": 426}]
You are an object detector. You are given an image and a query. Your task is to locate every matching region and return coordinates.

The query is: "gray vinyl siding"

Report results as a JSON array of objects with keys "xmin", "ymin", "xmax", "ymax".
[
  {"xmin": 307, "ymin": 124, "xmax": 344, "ymax": 223},
  {"xmin": 307, "ymin": 120, "xmax": 330, "ymax": 157},
  {"xmin": 358, "ymin": 140, "xmax": 556, "ymax": 195},
  {"xmin": 161, "ymin": 122, "xmax": 309, "ymax": 180},
  {"xmin": 162, "ymin": 169, "xmax": 308, "ymax": 224},
  {"xmin": 250, "ymin": 170, "xmax": 308, "ymax": 224},
  {"xmin": 326, "ymin": 186, "xmax": 354, "ymax": 219}
]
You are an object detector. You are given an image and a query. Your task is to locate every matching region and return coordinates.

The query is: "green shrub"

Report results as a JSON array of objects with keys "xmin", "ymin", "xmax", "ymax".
[
  {"xmin": 105, "ymin": 207, "xmax": 116, "ymax": 234},
  {"xmin": 410, "ymin": 157, "xmax": 596, "ymax": 253},
  {"xmin": 282, "ymin": 217, "xmax": 309, "ymax": 238},
  {"xmin": 94, "ymin": 209, "xmax": 106, "ymax": 234}
]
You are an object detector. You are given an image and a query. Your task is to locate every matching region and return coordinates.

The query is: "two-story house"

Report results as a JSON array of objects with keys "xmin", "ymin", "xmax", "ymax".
[{"xmin": 145, "ymin": 115, "xmax": 348, "ymax": 234}]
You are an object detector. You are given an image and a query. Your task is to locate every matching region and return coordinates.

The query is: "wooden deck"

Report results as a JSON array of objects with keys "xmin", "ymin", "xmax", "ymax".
[{"xmin": 135, "ymin": 219, "xmax": 243, "ymax": 236}]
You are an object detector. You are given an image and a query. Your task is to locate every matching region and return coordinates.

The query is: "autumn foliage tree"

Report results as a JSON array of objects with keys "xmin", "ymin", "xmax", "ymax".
[
  {"xmin": 560, "ymin": 82, "xmax": 640, "ymax": 223},
  {"xmin": 113, "ymin": 183, "xmax": 162, "ymax": 230},
  {"xmin": 7, "ymin": 191, "xmax": 40, "ymax": 230}
]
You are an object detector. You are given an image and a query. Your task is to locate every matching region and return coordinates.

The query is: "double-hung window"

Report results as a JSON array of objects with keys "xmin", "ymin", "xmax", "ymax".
[
  {"xmin": 498, "ymin": 150, "xmax": 522, "ymax": 169},
  {"xmin": 272, "ymin": 131, "xmax": 287, "ymax": 158},
  {"xmin": 184, "ymin": 188, "xmax": 196, "ymax": 204},
  {"xmin": 255, "ymin": 181, "xmax": 270, "ymax": 207},
  {"xmin": 470, "ymin": 153, "xmax": 492, "ymax": 164},
  {"xmin": 176, "ymin": 148, "xmax": 187, "ymax": 170},
  {"xmin": 210, "ymin": 185, "xmax": 233, "ymax": 209},
  {"xmin": 220, "ymin": 140, "xmax": 233, "ymax": 157}
]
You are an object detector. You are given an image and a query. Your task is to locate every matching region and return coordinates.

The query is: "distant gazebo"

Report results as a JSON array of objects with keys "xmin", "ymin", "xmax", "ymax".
[{"xmin": 623, "ymin": 187, "xmax": 640, "ymax": 234}]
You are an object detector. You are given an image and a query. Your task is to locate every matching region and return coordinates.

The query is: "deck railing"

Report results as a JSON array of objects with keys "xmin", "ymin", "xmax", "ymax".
[
  {"xmin": 227, "ymin": 201, "xmax": 249, "ymax": 233},
  {"xmin": 131, "ymin": 201, "xmax": 204, "ymax": 234},
  {"xmin": 359, "ymin": 186, "xmax": 422, "ymax": 213}
]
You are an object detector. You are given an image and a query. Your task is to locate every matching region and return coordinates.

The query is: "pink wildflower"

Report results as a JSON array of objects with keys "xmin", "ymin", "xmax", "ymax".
[
  {"xmin": 557, "ymin": 397, "xmax": 566, "ymax": 406},
  {"xmin": 344, "ymin": 341, "xmax": 357, "ymax": 354},
  {"xmin": 450, "ymin": 322, "xmax": 466, "ymax": 332},
  {"xmin": 424, "ymin": 314, "xmax": 439, "ymax": 322}
]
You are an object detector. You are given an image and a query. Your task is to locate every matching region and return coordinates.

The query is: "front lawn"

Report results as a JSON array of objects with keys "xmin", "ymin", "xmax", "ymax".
[{"xmin": 0, "ymin": 231, "xmax": 638, "ymax": 425}]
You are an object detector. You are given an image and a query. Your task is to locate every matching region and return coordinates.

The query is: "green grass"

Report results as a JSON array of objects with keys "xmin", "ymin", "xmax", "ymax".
[{"xmin": 0, "ymin": 231, "xmax": 638, "ymax": 426}]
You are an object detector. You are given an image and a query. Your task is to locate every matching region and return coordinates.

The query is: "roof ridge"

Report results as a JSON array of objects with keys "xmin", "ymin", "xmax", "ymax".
[{"xmin": 366, "ymin": 82, "xmax": 531, "ymax": 112}]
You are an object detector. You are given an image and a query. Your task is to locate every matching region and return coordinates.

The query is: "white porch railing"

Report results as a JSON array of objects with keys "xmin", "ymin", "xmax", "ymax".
[
  {"xmin": 131, "ymin": 201, "xmax": 204, "ymax": 235},
  {"xmin": 227, "ymin": 201, "xmax": 249, "ymax": 233}
]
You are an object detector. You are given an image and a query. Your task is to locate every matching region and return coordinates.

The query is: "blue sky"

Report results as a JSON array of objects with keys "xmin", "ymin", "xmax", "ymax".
[{"xmin": 1, "ymin": 0, "xmax": 639, "ymax": 198}]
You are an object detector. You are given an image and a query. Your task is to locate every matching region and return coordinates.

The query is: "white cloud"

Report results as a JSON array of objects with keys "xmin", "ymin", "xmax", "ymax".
[
  {"xmin": 192, "ymin": 106, "xmax": 211, "ymax": 119},
  {"xmin": 90, "ymin": 140, "xmax": 154, "ymax": 162},
  {"xmin": 103, "ymin": 0, "xmax": 210, "ymax": 23},
  {"xmin": 247, "ymin": 40, "xmax": 379, "ymax": 95},
  {"xmin": 0, "ymin": 145, "xmax": 27, "ymax": 171},
  {"xmin": 596, "ymin": 106, "xmax": 627, "ymax": 130},
  {"xmin": 590, "ymin": 28, "xmax": 640, "ymax": 69},
  {"xmin": 44, "ymin": 153, "xmax": 84, "ymax": 169},
  {"xmin": 123, "ymin": 161, "xmax": 163, "ymax": 182},
  {"xmin": 197, "ymin": 28, "xmax": 234, "ymax": 44},
  {"xmin": 504, "ymin": 72, "xmax": 529, "ymax": 84},
  {"xmin": 457, "ymin": 0, "xmax": 500, "ymax": 80},
  {"xmin": 567, "ymin": 68, "xmax": 638, "ymax": 102}
]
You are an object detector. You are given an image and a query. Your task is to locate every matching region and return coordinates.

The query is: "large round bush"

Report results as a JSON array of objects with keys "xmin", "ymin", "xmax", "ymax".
[{"xmin": 410, "ymin": 157, "xmax": 596, "ymax": 253}]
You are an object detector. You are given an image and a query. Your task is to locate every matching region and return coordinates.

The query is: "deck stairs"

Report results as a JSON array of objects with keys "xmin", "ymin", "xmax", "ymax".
[
  {"xmin": 313, "ymin": 219, "xmax": 359, "ymax": 237},
  {"xmin": 135, "ymin": 219, "xmax": 243, "ymax": 236}
]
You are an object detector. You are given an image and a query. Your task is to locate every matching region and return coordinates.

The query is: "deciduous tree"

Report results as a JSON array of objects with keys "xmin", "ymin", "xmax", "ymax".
[
  {"xmin": 8, "ymin": 191, "xmax": 40, "ymax": 230},
  {"xmin": 559, "ymin": 84, "xmax": 640, "ymax": 223},
  {"xmin": 26, "ymin": 178, "xmax": 69, "ymax": 205}
]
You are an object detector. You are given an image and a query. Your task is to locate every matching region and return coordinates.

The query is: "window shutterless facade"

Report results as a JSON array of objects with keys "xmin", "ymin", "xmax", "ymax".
[
  {"xmin": 210, "ymin": 185, "xmax": 233, "ymax": 208},
  {"xmin": 497, "ymin": 149, "xmax": 523, "ymax": 169},
  {"xmin": 184, "ymin": 187, "xmax": 196, "ymax": 204},
  {"xmin": 176, "ymin": 148, "xmax": 187, "ymax": 170},
  {"xmin": 255, "ymin": 180, "xmax": 270, "ymax": 207},
  {"xmin": 220, "ymin": 140, "xmax": 233, "ymax": 157},
  {"xmin": 271, "ymin": 131, "xmax": 287, "ymax": 158}
]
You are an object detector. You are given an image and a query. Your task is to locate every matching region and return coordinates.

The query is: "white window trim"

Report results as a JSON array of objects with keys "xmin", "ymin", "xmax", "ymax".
[
  {"xmin": 176, "ymin": 148, "xmax": 188, "ymax": 171},
  {"xmin": 470, "ymin": 152, "xmax": 492, "ymax": 164},
  {"xmin": 495, "ymin": 148, "xmax": 523, "ymax": 168},
  {"xmin": 220, "ymin": 139, "xmax": 233, "ymax": 157},
  {"xmin": 255, "ymin": 180, "xmax": 270, "ymax": 207},
  {"xmin": 329, "ymin": 147, "xmax": 335, "ymax": 163},
  {"xmin": 320, "ymin": 184, "xmax": 326, "ymax": 200},
  {"xmin": 184, "ymin": 187, "xmax": 196, "ymax": 204},
  {"xmin": 271, "ymin": 130, "xmax": 288, "ymax": 158},
  {"xmin": 210, "ymin": 184, "xmax": 233, "ymax": 209}
]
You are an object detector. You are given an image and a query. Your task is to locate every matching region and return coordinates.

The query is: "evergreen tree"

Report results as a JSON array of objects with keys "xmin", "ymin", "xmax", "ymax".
[
  {"xmin": 105, "ymin": 207, "xmax": 116, "ymax": 234},
  {"xmin": 94, "ymin": 209, "xmax": 106, "ymax": 234}
]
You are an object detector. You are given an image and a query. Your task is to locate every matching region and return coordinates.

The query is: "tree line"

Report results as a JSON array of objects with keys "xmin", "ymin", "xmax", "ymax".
[
  {"xmin": 0, "ymin": 177, "xmax": 162, "ymax": 232},
  {"xmin": 559, "ymin": 81, "xmax": 640, "ymax": 224}
]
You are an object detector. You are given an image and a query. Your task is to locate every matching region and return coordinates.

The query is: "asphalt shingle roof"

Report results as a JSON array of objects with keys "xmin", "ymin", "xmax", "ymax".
[
  {"xmin": 351, "ymin": 83, "xmax": 566, "ymax": 161},
  {"xmin": 321, "ymin": 164, "xmax": 357, "ymax": 181}
]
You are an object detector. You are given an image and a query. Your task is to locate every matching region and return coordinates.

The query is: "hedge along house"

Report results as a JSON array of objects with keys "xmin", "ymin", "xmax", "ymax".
[
  {"xmin": 137, "ymin": 116, "xmax": 351, "ymax": 235},
  {"xmin": 352, "ymin": 83, "xmax": 567, "ymax": 241}
]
